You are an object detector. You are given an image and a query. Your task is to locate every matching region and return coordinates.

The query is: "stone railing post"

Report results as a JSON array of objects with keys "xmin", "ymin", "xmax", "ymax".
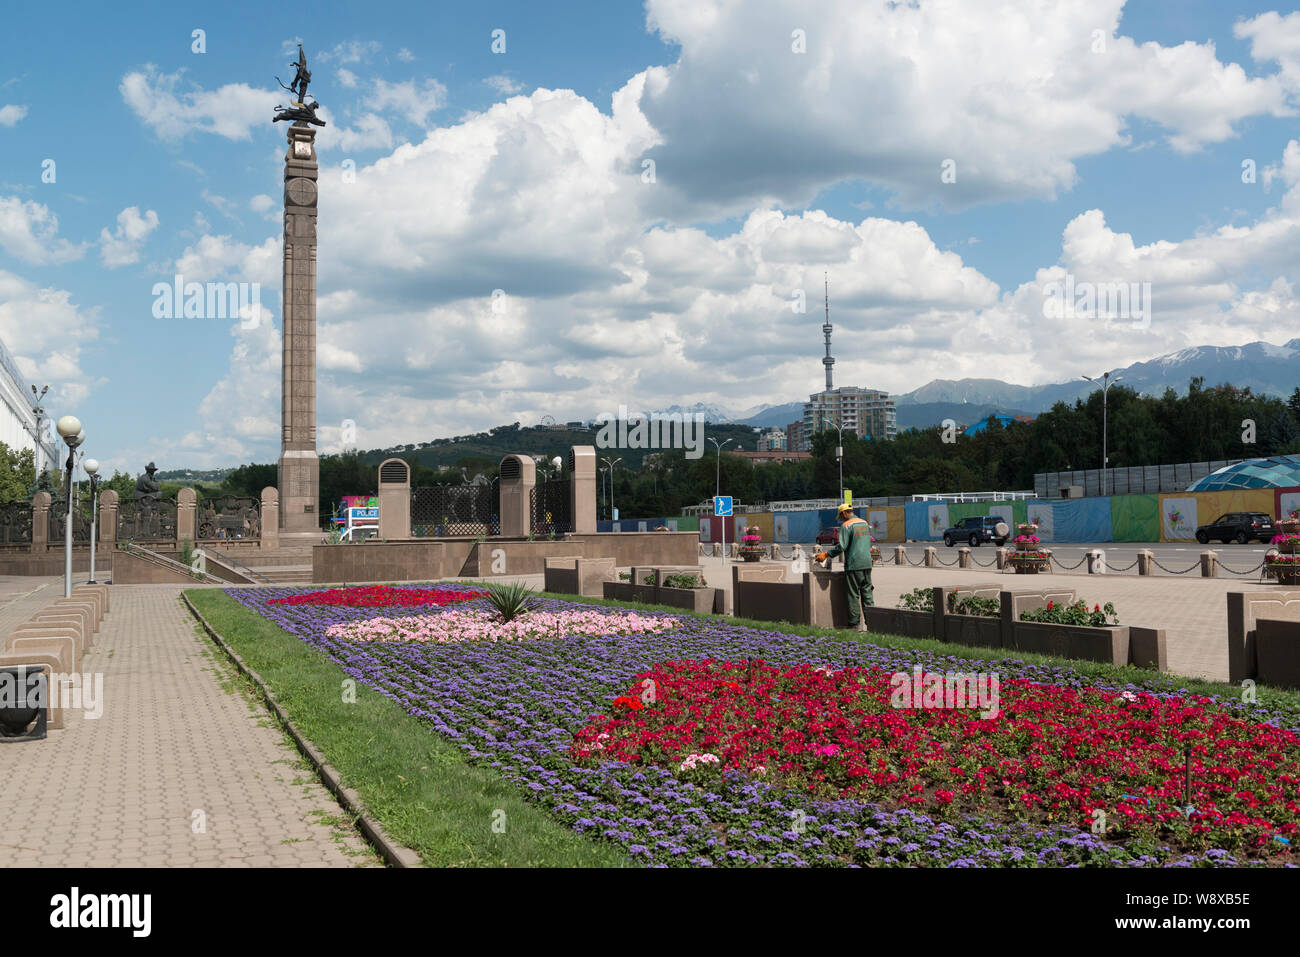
[
  {"xmin": 177, "ymin": 487, "xmax": 196, "ymax": 546},
  {"xmin": 568, "ymin": 446, "xmax": 597, "ymax": 534},
  {"xmin": 1137, "ymin": 549, "xmax": 1153, "ymax": 575},
  {"xmin": 1200, "ymin": 550, "xmax": 1217, "ymax": 577},
  {"xmin": 98, "ymin": 490, "xmax": 118, "ymax": 547},
  {"xmin": 1086, "ymin": 549, "xmax": 1106, "ymax": 574},
  {"xmin": 924, "ymin": 546, "xmax": 937, "ymax": 568},
  {"xmin": 31, "ymin": 491, "xmax": 50, "ymax": 554},
  {"xmin": 499, "ymin": 455, "xmax": 536, "ymax": 538},
  {"xmin": 957, "ymin": 547, "xmax": 971, "ymax": 569},
  {"xmin": 261, "ymin": 487, "xmax": 279, "ymax": 549},
  {"xmin": 378, "ymin": 458, "xmax": 411, "ymax": 540},
  {"xmin": 893, "ymin": 545, "xmax": 907, "ymax": 566},
  {"xmin": 995, "ymin": 546, "xmax": 1008, "ymax": 569}
]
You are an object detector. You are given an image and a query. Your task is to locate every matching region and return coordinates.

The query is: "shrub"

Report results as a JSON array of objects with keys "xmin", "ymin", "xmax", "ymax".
[
  {"xmin": 663, "ymin": 573, "xmax": 706, "ymax": 589},
  {"xmin": 642, "ymin": 573, "xmax": 657, "ymax": 585},
  {"xmin": 898, "ymin": 587, "xmax": 933, "ymax": 611},
  {"xmin": 947, "ymin": 593, "xmax": 999, "ymax": 617},
  {"xmin": 618, "ymin": 572, "xmax": 631, "ymax": 581},
  {"xmin": 484, "ymin": 581, "xmax": 540, "ymax": 622},
  {"xmin": 1021, "ymin": 600, "xmax": 1119, "ymax": 627},
  {"xmin": 178, "ymin": 537, "xmax": 196, "ymax": 568}
]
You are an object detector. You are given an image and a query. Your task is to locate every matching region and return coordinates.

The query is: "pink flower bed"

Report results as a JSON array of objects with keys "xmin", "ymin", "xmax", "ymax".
[{"xmin": 324, "ymin": 607, "xmax": 680, "ymax": 644}]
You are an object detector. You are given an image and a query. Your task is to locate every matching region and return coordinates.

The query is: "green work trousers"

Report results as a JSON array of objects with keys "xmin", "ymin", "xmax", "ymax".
[{"xmin": 846, "ymin": 569, "xmax": 874, "ymax": 627}]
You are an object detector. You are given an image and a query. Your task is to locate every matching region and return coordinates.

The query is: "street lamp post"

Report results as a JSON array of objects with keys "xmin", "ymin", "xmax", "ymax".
[
  {"xmin": 598, "ymin": 467, "xmax": 607, "ymax": 519},
  {"xmin": 55, "ymin": 416, "xmax": 83, "ymax": 599},
  {"xmin": 84, "ymin": 458, "xmax": 100, "ymax": 584},
  {"xmin": 1081, "ymin": 373, "xmax": 1122, "ymax": 495},
  {"xmin": 600, "ymin": 456, "xmax": 622, "ymax": 521},
  {"xmin": 29, "ymin": 385, "xmax": 49, "ymax": 482},
  {"xmin": 835, "ymin": 425, "xmax": 844, "ymax": 501},
  {"xmin": 707, "ymin": 437, "xmax": 733, "ymax": 563}
]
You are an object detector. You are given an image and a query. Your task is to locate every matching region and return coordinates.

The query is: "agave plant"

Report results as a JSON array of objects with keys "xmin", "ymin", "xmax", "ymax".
[{"xmin": 484, "ymin": 580, "xmax": 540, "ymax": 622}]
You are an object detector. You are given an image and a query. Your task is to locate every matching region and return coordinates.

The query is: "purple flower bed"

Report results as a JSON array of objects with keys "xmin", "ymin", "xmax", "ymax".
[{"xmin": 225, "ymin": 584, "xmax": 1295, "ymax": 867}]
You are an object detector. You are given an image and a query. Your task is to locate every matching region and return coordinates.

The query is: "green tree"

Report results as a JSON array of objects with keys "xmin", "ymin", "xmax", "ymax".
[{"xmin": 0, "ymin": 441, "xmax": 36, "ymax": 504}]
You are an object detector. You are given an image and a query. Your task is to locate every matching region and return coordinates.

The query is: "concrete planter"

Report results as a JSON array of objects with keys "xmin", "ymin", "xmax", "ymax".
[
  {"xmin": 656, "ymin": 585, "xmax": 724, "ymax": 614},
  {"xmin": 862, "ymin": 606, "xmax": 934, "ymax": 638},
  {"xmin": 602, "ymin": 581, "xmax": 657, "ymax": 604},
  {"xmin": 942, "ymin": 613, "xmax": 1003, "ymax": 649},
  {"xmin": 1008, "ymin": 620, "xmax": 1130, "ymax": 666}
]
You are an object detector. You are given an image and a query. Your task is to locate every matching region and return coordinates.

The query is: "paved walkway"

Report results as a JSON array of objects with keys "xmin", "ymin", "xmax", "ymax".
[{"xmin": 0, "ymin": 583, "xmax": 374, "ymax": 867}]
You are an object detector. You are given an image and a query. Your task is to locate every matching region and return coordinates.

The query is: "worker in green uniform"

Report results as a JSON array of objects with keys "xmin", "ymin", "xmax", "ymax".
[{"xmin": 815, "ymin": 503, "xmax": 874, "ymax": 628}]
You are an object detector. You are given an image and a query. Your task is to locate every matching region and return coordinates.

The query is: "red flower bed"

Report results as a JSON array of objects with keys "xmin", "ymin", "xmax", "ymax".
[
  {"xmin": 269, "ymin": 585, "xmax": 486, "ymax": 608},
  {"xmin": 572, "ymin": 659, "xmax": 1300, "ymax": 854}
]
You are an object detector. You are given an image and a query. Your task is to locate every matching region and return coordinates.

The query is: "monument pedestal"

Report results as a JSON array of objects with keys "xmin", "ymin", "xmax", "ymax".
[{"xmin": 278, "ymin": 451, "xmax": 319, "ymax": 532}]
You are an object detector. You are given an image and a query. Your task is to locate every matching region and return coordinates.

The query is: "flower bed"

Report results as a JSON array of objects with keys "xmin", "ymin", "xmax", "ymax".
[
  {"xmin": 226, "ymin": 585, "xmax": 1300, "ymax": 867},
  {"xmin": 269, "ymin": 584, "xmax": 486, "ymax": 608},
  {"xmin": 325, "ymin": 607, "xmax": 680, "ymax": 644},
  {"xmin": 573, "ymin": 660, "xmax": 1300, "ymax": 855}
]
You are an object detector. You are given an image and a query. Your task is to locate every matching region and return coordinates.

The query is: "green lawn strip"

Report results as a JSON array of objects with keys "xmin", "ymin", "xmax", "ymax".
[
  {"xmin": 185, "ymin": 588, "xmax": 630, "ymax": 868},
  {"xmin": 448, "ymin": 581, "xmax": 1300, "ymax": 717}
]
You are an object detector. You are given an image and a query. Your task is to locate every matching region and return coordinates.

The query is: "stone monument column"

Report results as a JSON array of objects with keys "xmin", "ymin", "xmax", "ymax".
[
  {"xmin": 568, "ymin": 446, "xmax": 597, "ymax": 534},
  {"xmin": 498, "ymin": 455, "xmax": 536, "ymax": 538},
  {"xmin": 278, "ymin": 121, "xmax": 321, "ymax": 531}
]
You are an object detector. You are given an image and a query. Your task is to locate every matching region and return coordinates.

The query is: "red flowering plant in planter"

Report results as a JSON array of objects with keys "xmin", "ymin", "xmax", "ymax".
[{"xmin": 739, "ymin": 525, "xmax": 764, "ymax": 562}]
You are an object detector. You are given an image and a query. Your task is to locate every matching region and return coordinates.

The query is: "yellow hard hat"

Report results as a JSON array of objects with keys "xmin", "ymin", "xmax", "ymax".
[{"xmin": 837, "ymin": 503, "xmax": 853, "ymax": 516}]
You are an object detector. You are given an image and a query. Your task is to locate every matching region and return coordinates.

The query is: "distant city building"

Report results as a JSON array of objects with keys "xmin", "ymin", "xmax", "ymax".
[
  {"xmin": 0, "ymin": 335, "xmax": 56, "ymax": 475},
  {"xmin": 792, "ymin": 277, "xmax": 896, "ymax": 448},
  {"xmin": 801, "ymin": 386, "xmax": 898, "ymax": 447},
  {"xmin": 759, "ymin": 428, "xmax": 787, "ymax": 451},
  {"xmin": 726, "ymin": 450, "xmax": 812, "ymax": 465},
  {"xmin": 785, "ymin": 420, "xmax": 804, "ymax": 454}
]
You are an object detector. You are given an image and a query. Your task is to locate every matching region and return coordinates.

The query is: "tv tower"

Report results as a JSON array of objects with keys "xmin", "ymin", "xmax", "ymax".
[{"xmin": 822, "ymin": 272, "xmax": 835, "ymax": 391}]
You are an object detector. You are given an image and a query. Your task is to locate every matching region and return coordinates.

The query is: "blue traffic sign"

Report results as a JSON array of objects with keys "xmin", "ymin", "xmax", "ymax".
[{"xmin": 713, "ymin": 495, "xmax": 733, "ymax": 516}]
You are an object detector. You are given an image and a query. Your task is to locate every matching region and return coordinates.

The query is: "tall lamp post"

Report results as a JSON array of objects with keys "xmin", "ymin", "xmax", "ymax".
[
  {"xmin": 84, "ymin": 458, "xmax": 100, "ymax": 584},
  {"xmin": 598, "ymin": 467, "xmax": 607, "ymax": 519},
  {"xmin": 55, "ymin": 416, "xmax": 83, "ymax": 599},
  {"xmin": 1081, "ymin": 373, "xmax": 1122, "ymax": 495},
  {"xmin": 835, "ymin": 424, "xmax": 845, "ymax": 501},
  {"xmin": 30, "ymin": 384, "xmax": 49, "ymax": 482},
  {"xmin": 600, "ymin": 456, "xmax": 622, "ymax": 521}
]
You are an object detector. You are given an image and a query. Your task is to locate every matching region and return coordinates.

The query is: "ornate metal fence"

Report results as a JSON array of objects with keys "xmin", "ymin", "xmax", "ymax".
[
  {"xmin": 411, "ymin": 482, "xmax": 500, "ymax": 536},
  {"xmin": 117, "ymin": 500, "xmax": 178, "ymax": 543},
  {"xmin": 48, "ymin": 501, "xmax": 93, "ymax": 543},
  {"xmin": 196, "ymin": 495, "xmax": 261, "ymax": 540},
  {"xmin": 0, "ymin": 502, "xmax": 33, "ymax": 544},
  {"xmin": 530, "ymin": 479, "xmax": 572, "ymax": 535}
]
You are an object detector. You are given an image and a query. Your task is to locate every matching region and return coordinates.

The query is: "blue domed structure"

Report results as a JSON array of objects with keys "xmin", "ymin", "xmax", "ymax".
[{"xmin": 1186, "ymin": 455, "xmax": 1300, "ymax": 491}]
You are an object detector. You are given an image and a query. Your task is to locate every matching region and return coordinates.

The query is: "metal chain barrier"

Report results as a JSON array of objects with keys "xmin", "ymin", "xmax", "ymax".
[
  {"xmin": 1106, "ymin": 558, "xmax": 1140, "ymax": 573},
  {"xmin": 970, "ymin": 553, "xmax": 999, "ymax": 567},
  {"xmin": 1053, "ymin": 554, "xmax": 1088, "ymax": 570},
  {"xmin": 1216, "ymin": 557, "xmax": 1267, "ymax": 576},
  {"xmin": 935, "ymin": 553, "xmax": 959, "ymax": 566},
  {"xmin": 906, "ymin": 552, "xmax": 926, "ymax": 566},
  {"xmin": 1150, "ymin": 556, "xmax": 1202, "ymax": 575}
]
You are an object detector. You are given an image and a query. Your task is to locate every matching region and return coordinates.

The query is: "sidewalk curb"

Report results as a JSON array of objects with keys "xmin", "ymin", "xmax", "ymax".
[{"xmin": 181, "ymin": 592, "xmax": 422, "ymax": 869}]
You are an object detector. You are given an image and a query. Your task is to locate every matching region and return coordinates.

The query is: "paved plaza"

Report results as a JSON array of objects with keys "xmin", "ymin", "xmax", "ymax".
[{"xmin": 0, "ymin": 577, "xmax": 373, "ymax": 868}]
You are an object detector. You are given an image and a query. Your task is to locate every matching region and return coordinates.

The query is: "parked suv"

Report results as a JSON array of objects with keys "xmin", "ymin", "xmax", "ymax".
[
  {"xmin": 1195, "ymin": 513, "xmax": 1274, "ymax": 544},
  {"xmin": 942, "ymin": 516, "xmax": 1009, "ymax": 547}
]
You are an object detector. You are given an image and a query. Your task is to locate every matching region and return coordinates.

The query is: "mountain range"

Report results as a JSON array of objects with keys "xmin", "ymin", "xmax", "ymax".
[{"xmin": 707, "ymin": 337, "xmax": 1300, "ymax": 430}]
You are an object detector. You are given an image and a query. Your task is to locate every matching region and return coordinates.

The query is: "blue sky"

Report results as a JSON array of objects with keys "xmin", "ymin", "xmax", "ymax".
[{"xmin": 3, "ymin": 0, "xmax": 1300, "ymax": 473}]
